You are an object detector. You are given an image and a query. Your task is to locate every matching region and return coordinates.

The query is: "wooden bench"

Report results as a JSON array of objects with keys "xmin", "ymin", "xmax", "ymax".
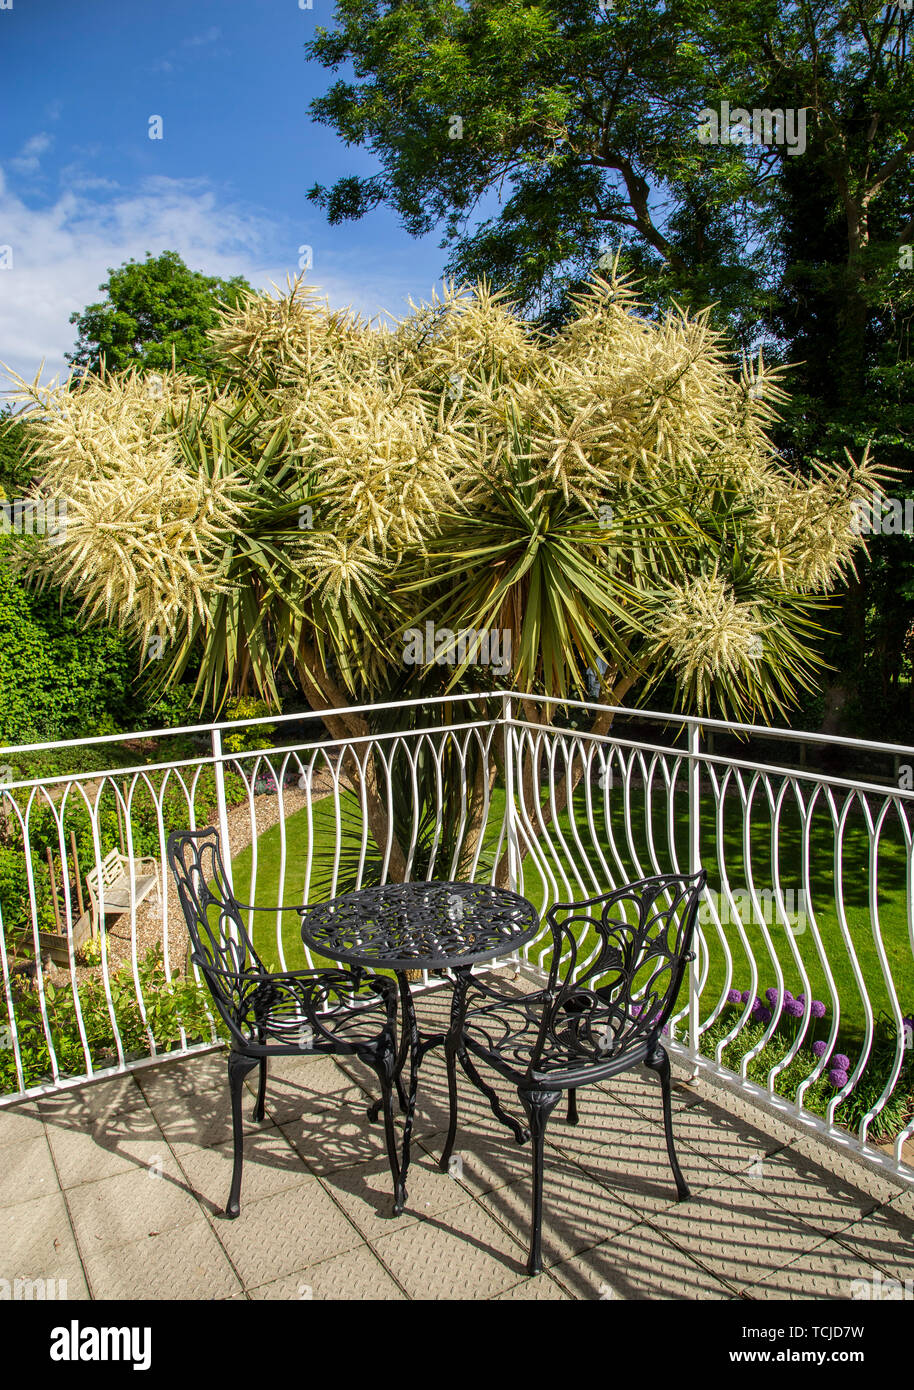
[{"xmin": 86, "ymin": 849, "xmax": 160, "ymax": 929}]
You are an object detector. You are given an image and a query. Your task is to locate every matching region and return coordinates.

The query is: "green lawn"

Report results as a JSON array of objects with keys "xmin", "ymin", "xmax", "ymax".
[{"xmin": 233, "ymin": 778, "xmax": 913, "ymax": 1058}]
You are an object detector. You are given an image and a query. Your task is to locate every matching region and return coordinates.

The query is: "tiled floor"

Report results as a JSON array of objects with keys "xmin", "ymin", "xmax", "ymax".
[{"xmin": 2, "ymin": 987, "xmax": 912, "ymax": 1300}]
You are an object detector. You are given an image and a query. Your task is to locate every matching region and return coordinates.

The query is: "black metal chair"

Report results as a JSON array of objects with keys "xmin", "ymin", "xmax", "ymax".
[
  {"xmin": 440, "ymin": 869, "xmax": 707, "ymax": 1275},
  {"xmin": 167, "ymin": 828, "xmax": 403, "ymax": 1217}
]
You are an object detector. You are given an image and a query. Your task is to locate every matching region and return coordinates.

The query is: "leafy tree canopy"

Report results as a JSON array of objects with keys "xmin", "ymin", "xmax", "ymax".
[
  {"xmin": 66, "ymin": 250, "xmax": 253, "ymax": 377},
  {"xmin": 306, "ymin": 0, "xmax": 914, "ymax": 350}
]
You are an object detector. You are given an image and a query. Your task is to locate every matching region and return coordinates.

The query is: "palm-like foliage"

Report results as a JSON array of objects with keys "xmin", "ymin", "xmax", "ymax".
[{"xmin": 4, "ymin": 269, "xmax": 885, "ymax": 881}]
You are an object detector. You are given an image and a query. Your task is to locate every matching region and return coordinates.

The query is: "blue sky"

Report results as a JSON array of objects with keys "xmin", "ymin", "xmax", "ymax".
[{"xmin": 0, "ymin": 0, "xmax": 453, "ymax": 385}]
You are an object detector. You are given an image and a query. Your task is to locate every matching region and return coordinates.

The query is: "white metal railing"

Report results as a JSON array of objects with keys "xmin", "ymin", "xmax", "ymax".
[{"xmin": 0, "ymin": 691, "xmax": 911, "ymax": 1186}]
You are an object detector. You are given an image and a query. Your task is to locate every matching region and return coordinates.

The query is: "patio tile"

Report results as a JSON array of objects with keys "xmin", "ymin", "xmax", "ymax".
[
  {"xmin": 136, "ymin": 1050, "xmax": 228, "ymax": 1105},
  {"xmin": 548, "ymin": 1221, "xmax": 738, "ymax": 1300},
  {"xmin": 248, "ymin": 1247, "xmax": 406, "ymax": 1300},
  {"xmin": 334, "ymin": 1053, "xmax": 454, "ymax": 1142},
  {"xmin": 419, "ymin": 1128, "xmax": 530, "ymax": 1197},
  {"xmin": 739, "ymin": 1140, "xmax": 881, "ymax": 1238},
  {"xmin": 649, "ymin": 1172, "xmax": 830, "ymax": 1290},
  {"xmin": 787, "ymin": 1134, "xmax": 902, "ymax": 1206},
  {"xmin": 598, "ymin": 1067, "xmax": 703, "ymax": 1114},
  {"xmin": 834, "ymin": 1202, "xmax": 914, "ymax": 1282},
  {"xmin": 210, "ymin": 1179, "xmax": 363, "ymax": 1287},
  {"xmin": 321, "ymin": 1149, "xmax": 467, "ymax": 1242},
  {"xmin": 141, "ymin": 1084, "xmax": 273, "ymax": 1151},
  {"xmin": 372, "ymin": 1199, "xmax": 527, "ymax": 1299},
  {"xmin": 44, "ymin": 1106, "xmax": 174, "ymax": 1189},
  {"xmin": 174, "ymin": 1123, "xmax": 313, "ymax": 1213},
  {"xmin": 888, "ymin": 1184, "xmax": 914, "ymax": 1221},
  {"xmin": 745, "ymin": 1239, "xmax": 893, "ymax": 1300},
  {"xmin": 549, "ymin": 1102, "xmax": 729, "ymax": 1215},
  {"xmin": 682, "ymin": 1077, "xmax": 805, "ymax": 1148},
  {"xmin": 0, "ymin": 1192, "xmax": 89, "ymax": 1299},
  {"xmin": 36, "ymin": 1071, "xmax": 149, "ymax": 1124},
  {"xmin": 242, "ymin": 1053, "xmax": 353, "ymax": 1090},
  {"xmin": 256, "ymin": 1057, "xmax": 374, "ymax": 1127},
  {"xmin": 277, "ymin": 1091, "xmax": 402, "ymax": 1174},
  {"xmin": 496, "ymin": 1271, "xmax": 571, "ymax": 1299},
  {"xmin": 477, "ymin": 1156, "xmax": 642, "ymax": 1267},
  {"xmin": 0, "ymin": 1101, "xmax": 47, "ymax": 1148},
  {"xmin": 654, "ymin": 1096, "xmax": 789, "ymax": 1178},
  {"xmin": 66, "ymin": 1162, "xmax": 201, "ymax": 1251},
  {"xmin": 81, "ymin": 1217, "xmax": 241, "ymax": 1299},
  {"xmin": 0, "ymin": 1135, "xmax": 59, "ymax": 1208}
]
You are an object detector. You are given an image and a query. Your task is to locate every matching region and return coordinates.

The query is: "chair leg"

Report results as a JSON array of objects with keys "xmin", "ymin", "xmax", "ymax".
[
  {"xmin": 519, "ymin": 1089, "xmax": 561, "ymax": 1277},
  {"xmin": 566, "ymin": 1088, "xmax": 579, "ymax": 1126},
  {"xmin": 645, "ymin": 1044, "xmax": 690, "ymax": 1200},
  {"xmin": 252, "ymin": 1056, "xmax": 268, "ymax": 1123},
  {"xmin": 226, "ymin": 1052, "xmax": 258, "ymax": 1218}
]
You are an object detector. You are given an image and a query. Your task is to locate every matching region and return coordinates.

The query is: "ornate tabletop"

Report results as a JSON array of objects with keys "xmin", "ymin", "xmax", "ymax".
[{"xmin": 299, "ymin": 880, "xmax": 539, "ymax": 972}]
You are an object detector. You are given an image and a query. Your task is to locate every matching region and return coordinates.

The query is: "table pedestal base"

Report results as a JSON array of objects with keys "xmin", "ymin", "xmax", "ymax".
[{"xmin": 368, "ymin": 969, "xmax": 529, "ymax": 1212}]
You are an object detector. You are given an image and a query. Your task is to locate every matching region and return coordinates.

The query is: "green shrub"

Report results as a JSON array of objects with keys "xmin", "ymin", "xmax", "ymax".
[
  {"xmin": 223, "ymin": 696, "xmax": 278, "ymax": 755},
  {"xmin": 0, "ymin": 845, "xmax": 56, "ymax": 939},
  {"xmin": 0, "ymin": 547, "xmax": 137, "ymax": 745},
  {"xmin": 0, "ymin": 944, "xmax": 225, "ymax": 1094}
]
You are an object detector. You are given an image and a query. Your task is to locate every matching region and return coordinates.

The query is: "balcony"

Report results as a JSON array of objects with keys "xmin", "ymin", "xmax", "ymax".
[{"xmin": 1, "ymin": 693, "xmax": 913, "ymax": 1299}]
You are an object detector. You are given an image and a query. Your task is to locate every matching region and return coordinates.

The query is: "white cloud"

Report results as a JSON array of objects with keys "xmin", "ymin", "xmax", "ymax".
[
  {"xmin": 10, "ymin": 133, "xmax": 53, "ymax": 176},
  {"xmin": 152, "ymin": 25, "xmax": 223, "ymax": 73},
  {"xmin": 182, "ymin": 26, "xmax": 222, "ymax": 48},
  {"xmin": 0, "ymin": 174, "xmax": 440, "ymax": 389}
]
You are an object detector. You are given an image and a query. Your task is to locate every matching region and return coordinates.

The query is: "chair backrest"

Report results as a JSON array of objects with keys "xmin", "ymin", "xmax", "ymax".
[
  {"xmin": 167, "ymin": 828, "xmax": 267, "ymax": 1040},
  {"xmin": 531, "ymin": 870, "xmax": 707, "ymax": 1072}
]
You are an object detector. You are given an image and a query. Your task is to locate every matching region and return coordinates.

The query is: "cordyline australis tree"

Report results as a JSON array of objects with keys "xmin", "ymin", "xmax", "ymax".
[{"xmin": 5, "ymin": 270, "xmax": 882, "ymax": 885}]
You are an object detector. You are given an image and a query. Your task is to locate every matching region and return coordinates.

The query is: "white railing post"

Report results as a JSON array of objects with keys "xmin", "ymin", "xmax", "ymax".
[
  {"xmin": 688, "ymin": 720, "xmax": 701, "ymax": 1074},
  {"xmin": 502, "ymin": 694, "xmax": 519, "ymax": 893},
  {"xmin": 211, "ymin": 726, "xmax": 234, "ymax": 895}
]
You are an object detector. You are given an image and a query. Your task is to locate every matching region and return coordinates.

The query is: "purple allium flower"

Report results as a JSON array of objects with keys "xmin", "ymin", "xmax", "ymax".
[
  {"xmin": 828, "ymin": 1069, "xmax": 849, "ymax": 1089},
  {"xmin": 810, "ymin": 1000, "xmax": 826, "ymax": 1020},
  {"xmin": 740, "ymin": 990, "xmax": 751, "ymax": 1004},
  {"xmin": 765, "ymin": 987, "xmax": 780, "ymax": 1006},
  {"xmin": 784, "ymin": 989, "xmax": 795, "ymax": 1004},
  {"xmin": 784, "ymin": 997, "xmax": 804, "ymax": 1019},
  {"xmin": 727, "ymin": 988, "xmax": 742, "ymax": 1004},
  {"xmin": 812, "ymin": 1040, "xmax": 829, "ymax": 1059},
  {"xmin": 832, "ymin": 1053, "xmax": 851, "ymax": 1071},
  {"xmin": 796, "ymin": 993, "xmax": 806, "ymax": 1004},
  {"xmin": 757, "ymin": 1006, "xmax": 772, "ymax": 1025}
]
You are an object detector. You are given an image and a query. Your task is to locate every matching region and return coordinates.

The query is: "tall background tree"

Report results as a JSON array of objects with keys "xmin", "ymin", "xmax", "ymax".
[
  {"xmin": 66, "ymin": 250, "xmax": 253, "ymax": 377},
  {"xmin": 305, "ymin": 0, "xmax": 914, "ymax": 735}
]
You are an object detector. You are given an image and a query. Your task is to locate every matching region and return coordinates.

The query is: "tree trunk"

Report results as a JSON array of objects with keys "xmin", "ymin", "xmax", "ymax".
[
  {"xmin": 493, "ymin": 675, "xmax": 635, "ymax": 889},
  {"xmin": 293, "ymin": 649, "xmax": 409, "ymax": 882}
]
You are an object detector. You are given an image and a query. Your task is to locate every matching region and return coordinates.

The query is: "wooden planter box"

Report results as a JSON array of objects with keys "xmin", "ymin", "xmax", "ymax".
[{"xmin": 12, "ymin": 911, "xmax": 93, "ymax": 968}]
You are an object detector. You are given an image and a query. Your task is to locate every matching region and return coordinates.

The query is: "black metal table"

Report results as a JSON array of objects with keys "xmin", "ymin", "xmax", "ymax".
[{"xmin": 299, "ymin": 880, "xmax": 539, "ymax": 1212}]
